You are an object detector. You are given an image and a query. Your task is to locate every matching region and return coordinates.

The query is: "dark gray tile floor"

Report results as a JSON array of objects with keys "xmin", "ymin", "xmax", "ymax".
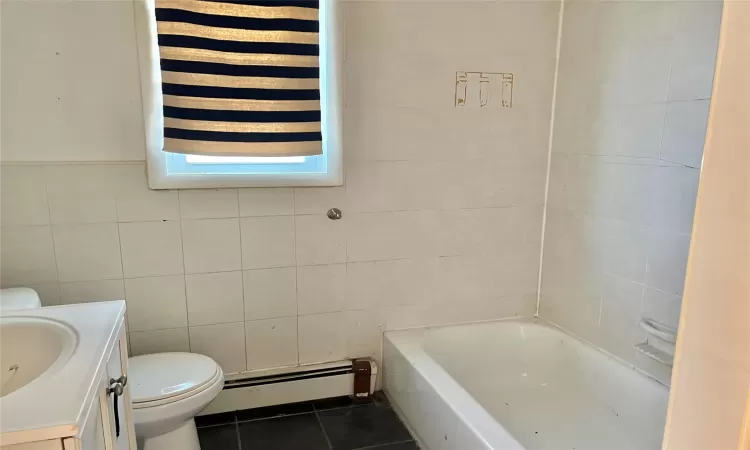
[{"xmin": 196, "ymin": 392, "xmax": 418, "ymax": 450}]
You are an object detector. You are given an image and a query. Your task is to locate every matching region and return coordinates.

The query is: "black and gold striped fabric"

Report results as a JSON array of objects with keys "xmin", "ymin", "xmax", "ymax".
[{"xmin": 155, "ymin": 0, "xmax": 322, "ymax": 157}]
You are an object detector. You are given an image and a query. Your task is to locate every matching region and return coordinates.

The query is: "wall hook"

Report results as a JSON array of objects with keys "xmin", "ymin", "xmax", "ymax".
[{"xmin": 327, "ymin": 208, "xmax": 342, "ymax": 220}]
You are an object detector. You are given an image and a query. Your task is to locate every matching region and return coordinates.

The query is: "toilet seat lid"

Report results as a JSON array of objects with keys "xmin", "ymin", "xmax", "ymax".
[{"xmin": 128, "ymin": 353, "xmax": 219, "ymax": 403}]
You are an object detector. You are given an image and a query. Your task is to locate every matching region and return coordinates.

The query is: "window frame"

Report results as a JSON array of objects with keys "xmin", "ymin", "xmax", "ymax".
[{"xmin": 136, "ymin": 0, "xmax": 342, "ymax": 189}]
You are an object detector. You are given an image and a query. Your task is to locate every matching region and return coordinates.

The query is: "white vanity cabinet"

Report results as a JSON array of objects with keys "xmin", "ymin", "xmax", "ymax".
[
  {"xmin": 0, "ymin": 302, "xmax": 132, "ymax": 450},
  {"xmin": 1, "ymin": 332, "xmax": 136, "ymax": 450},
  {"xmin": 71, "ymin": 332, "xmax": 136, "ymax": 450}
]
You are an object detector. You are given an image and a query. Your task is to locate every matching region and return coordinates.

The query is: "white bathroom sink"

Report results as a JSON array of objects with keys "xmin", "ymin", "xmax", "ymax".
[{"xmin": 0, "ymin": 317, "xmax": 78, "ymax": 397}]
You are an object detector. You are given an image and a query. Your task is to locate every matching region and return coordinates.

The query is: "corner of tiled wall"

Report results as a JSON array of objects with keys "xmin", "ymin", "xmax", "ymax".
[{"xmin": 538, "ymin": 0, "xmax": 722, "ymax": 384}]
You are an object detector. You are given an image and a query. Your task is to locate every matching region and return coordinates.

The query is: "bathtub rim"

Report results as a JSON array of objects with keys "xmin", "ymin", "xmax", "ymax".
[
  {"xmin": 387, "ymin": 316, "xmax": 671, "ymax": 388},
  {"xmin": 383, "ymin": 316, "xmax": 670, "ymax": 450},
  {"xmin": 384, "ymin": 317, "xmax": 530, "ymax": 450}
]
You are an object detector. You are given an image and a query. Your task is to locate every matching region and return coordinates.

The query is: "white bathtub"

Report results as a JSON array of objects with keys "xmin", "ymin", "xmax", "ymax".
[{"xmin": 383, "ymin": 318, "xmax": 669, "ymax": 450}]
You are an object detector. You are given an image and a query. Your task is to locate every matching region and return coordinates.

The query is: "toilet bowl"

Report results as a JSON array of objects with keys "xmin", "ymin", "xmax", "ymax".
[{"xmin": 128, "ymin": 353, "xmax": 224, "ymax": 450}]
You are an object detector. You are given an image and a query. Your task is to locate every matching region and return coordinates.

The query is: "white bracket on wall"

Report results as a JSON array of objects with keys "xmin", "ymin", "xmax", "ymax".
[
  {"xmin": 455, "ymin": 71, "xmax": 514, "ymax": 108},
  {"xmin": 635, "ymin": 318, "xmax": 678, "ymax": 367}
]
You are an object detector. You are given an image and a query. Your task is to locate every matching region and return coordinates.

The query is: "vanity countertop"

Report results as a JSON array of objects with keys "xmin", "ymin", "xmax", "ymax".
[{"xmin": 0, "ymin": 301, "xmax": 126, "ymax": 446}]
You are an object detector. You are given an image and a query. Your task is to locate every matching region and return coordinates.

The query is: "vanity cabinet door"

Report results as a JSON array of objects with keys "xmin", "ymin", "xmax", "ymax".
[
  {"xmin": 75, "ymin": 386, "xmax": 107, "ymax": 450},
  {"xmin": 103, "ymin": 334, "xmax": 136, "ymax": 450},
  {"xmin": 75, "ymin": 373, "xmax": 108, "ymax": 450},
  {"xmin": 77, "ymin": 334, "xmax": 134, "ymax": 450}
]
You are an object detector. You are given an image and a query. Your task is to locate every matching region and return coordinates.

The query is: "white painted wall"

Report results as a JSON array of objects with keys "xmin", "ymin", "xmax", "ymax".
[
  {"xmin": 664, "ymin": 1, "xmax": 750, "ymax": 446},
  {"xmin": 540, "ymin": 0, "xmax": 722, "ymax": 384},
  {"xmin": 0, "ymin": 0, "xmax": 558, "ymax": 374}
]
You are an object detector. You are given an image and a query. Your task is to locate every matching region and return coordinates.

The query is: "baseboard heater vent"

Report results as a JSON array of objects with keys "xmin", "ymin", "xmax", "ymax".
[
  {"xmin": 200, "ymin": 359, "xmax": 377, "ymax": 416},
  {"xmin": 224, "ymin": 364, "xmax": 354, "ymax": 389}
]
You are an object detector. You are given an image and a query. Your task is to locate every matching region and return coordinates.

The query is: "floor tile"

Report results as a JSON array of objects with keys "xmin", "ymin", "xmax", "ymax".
[
  {"xmin": 195, "ymin": 411, "xmax": 236, "ymax": 428},
  {"xmin": 313, "ymin": 392, "xmax": 389, "ymax": 411},
  {"xmin": 236, "ymin": 401, "xmax": 315, "ymax": 422},
  {"xmin": 313, "ymin": 395, "xmax": 373, "ymax": 411},
  {"xmin": 318, "ymin": 403, "xmax": 413, "ymax": 450},
  {"xmin": 372, "ymin": 391, "xmax": 391, "ymax": 405},
  {"xmin": 238, "ymin": 413, "xmax": 330, "ymax": 450},
  {"xmin": 197, "ymin": 423, "xmax": 239, "ymax": 450}
]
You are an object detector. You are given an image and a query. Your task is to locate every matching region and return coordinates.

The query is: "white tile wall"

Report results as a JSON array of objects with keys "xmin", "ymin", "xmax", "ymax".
[
  {"xmin": 179, "ymin": 189, "xmax": 239, "ymax": 220},
  {"xmin": 346, "ymin": 259, "xmax": 436, "ymax": 311},
  {"xmin": 46, "ymin": 166, "xmax": 118, "ymax": 224},
  {"xmin": 642, "ymin": 286, "xmax": 682, "ymax": 331},
  {"xmin": 294, "ymin": 215, "xmax": 346, "ymax": 266},
  {"xmin": 189, "ymin": 322, "xmax": 247, "ymax": 374},
  {"xmin": 28, "ymin": 283, "xmax": 62, "ymax": 307},
  {"xmin": 0, "ymin": 158, "xmax": 552, "ymax": 374},
  {"xmin": 181, "ymin": 219, "xmax": 242, "ymax": 274},
  {"xmin": 540, "ymin": 0, "xmax": 720, "ymax": 381},
  {"xmin": 243, "ymin": 268, "xmax": 297, "ymax": 321},
  {"xmin": 0, "ymin": 0, "xmax": 559, "ymax": 375},
  {"xmin": 297, "ymin": 264, "xmax": 347, "ymax": 316},
  {"xmin": 124, "ymin": 275, "xmax": 188, "ymax": 332},
  {"xmin": 246, "ymin": 317, "xmax": 298, "ymax": 371},
  {"xmin": 298, "ymin": 312, "xmax": 347, "ymax": 365},
  {"xmin": 666, "ymin": 2, "xmax": 722, "ymax": 102},
  {"xmin": 645, "ymin": 230, "xmax": 692, "ymax": 296},
  {"xmin": 293, "ymin": 187, "xmax": 345, "ymax": 216},
  {"xmin": 598, "ymin": 274, "xmax": 646, "ymax": 360},
  {"xmin": 129, "ymin": 328, "xmax": 190, "ymax": 356},
  {"xmin": 436, "ymin": 294, "xmax": 536, "ymax": 326},
  {"xmin": 344, "ymin": 310, "xmax": 387, "ymax": 362},
  {"xmin": 53, "ymin": 224, "xmax": 122, "ymax": 282},
  {"xmin": 240, "ymin": 216, "xmax": 296, "ymax": 270},
  {"xmin": 1, "ymin": 226, "xmax": 58, "ymax": 285},
  {"xmin": 113, "ymin": 166, "xmax": 180, "ymax": 222},
  {"xmin": 1, "ymin": 166, "xmax": 50, "ymax": 226},
  {"xmin": 119, "ymin": 221, "xmax": 184, "ymax": 278},
  {"xmin": 239, "ymin": 188, "xmax": 294, "ymax": 217},
  {"xmin": 185, "ymin": 271, "xmax": 244, "ymax": 326},
  {"xmin": 661, "ymin": 100, "xmax": 711, "ymax": 168},
  {"xmin": 60, "ymin": 279, "xmax": 125, "ymax": 305}
]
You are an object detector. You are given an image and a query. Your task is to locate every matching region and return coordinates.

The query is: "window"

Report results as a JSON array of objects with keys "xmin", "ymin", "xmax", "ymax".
[{"xmin": 137, "ymin": 0, "xmax": 342, "ymax": 189}]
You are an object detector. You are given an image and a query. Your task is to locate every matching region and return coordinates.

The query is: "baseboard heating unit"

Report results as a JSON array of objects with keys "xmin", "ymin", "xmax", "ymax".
[{"xmin": 199, "ymin": 359, "xmax": 377, "ymax": 415}]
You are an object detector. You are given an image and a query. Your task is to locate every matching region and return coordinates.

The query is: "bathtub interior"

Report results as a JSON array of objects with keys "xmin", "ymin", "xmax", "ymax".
[{"xmin": 403, "ymin": 319, "xmax": 669, "ymax": 450}]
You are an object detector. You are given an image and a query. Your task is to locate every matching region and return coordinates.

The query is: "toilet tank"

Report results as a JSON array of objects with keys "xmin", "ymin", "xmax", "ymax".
[{"xmin": 0, "ymin": 287, "xmax": 42, "ymax": 311}]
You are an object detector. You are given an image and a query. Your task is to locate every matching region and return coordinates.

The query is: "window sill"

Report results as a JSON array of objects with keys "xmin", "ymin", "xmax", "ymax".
[{"xmin": 145, "ymin": 160, "xmax": 344, "ymax": 189}]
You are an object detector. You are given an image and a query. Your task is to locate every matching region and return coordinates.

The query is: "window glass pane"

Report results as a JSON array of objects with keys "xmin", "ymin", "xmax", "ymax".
[
  {"xmin": 167, "ymin": 151, "xmax": 326, "ymax": 175},
  {"xmin": 186, "ymin": 155, "xmax": 306, "ymax": 165}
]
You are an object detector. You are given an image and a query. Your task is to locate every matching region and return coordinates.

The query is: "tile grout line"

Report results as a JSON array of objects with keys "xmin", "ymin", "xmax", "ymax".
[
  {"xmin": 195, "ymin": 421, "xmax": 237, "ymax": 430},
  {"xmin": 234, "ymin": 415, "xmax": 242, "ymax": 450},
  {"xmin": 236, "ymin": 188, "xmax": 250, "ymax": 372},
  {"xmin": 201, "ymin": 402, "xmax": 376, "ymax": 427},
  {"xmin": 41, "ymin": 168, "xmax": 62, "ymax": 302},
  {"xmin": 176, "ymin": 191, "xmax": 192, "ymax": 351},
  {"xmin": 313, "ymin": 409, "xmax": 335, "ymax": 450},
  {"xmin": 111, "ymin": 168, "xmax": 128, "ymax": 321},
  {"xmin": 314, "ymin": 402, "xmax": 373, "ymax": 413},
  {"xmin": 659, "ymin": 62, "xmax": 673, "ymax": 161},
  {"xmin": 353, "ymin": 440, "xmax": 416, "ymax": 450},
  {"xmin": 292, "ymin": 190, "xmax": 301, "ymax": 366},
  {"xmin": 237, "ymin": 409, "xmax": 314, "ymax": 424}
]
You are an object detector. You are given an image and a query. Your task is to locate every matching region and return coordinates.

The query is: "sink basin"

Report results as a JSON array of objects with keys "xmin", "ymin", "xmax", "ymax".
[{"xmin": 0, "ymin": 317, "xmax": 78, "ymax": 397}]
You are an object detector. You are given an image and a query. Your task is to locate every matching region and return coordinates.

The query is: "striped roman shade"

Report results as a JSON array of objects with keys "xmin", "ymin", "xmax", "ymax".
[{"xmin": 155, "ymin": 0, "xmax": 322, "ymax": 157}]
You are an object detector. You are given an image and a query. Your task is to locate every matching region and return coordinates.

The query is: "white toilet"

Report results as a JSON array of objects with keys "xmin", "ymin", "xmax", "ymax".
[
  {"xmin": 129, "ymin": 353, "xmax": 224, "ymax": 450},
  {"xmin": 0, "ymin": 288, "xmax": 225, "ymax": 450}
]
